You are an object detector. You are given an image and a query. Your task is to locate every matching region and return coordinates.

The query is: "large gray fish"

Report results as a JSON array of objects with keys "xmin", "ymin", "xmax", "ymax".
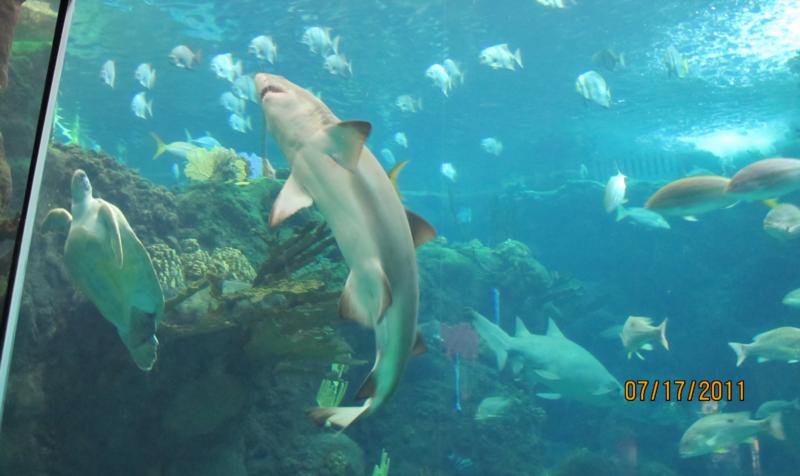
[
  {"xmin": 763, "ymin": 203, "xmax": 800, "ymax": 240},
  {"xmin": 469, "ymin": 309, "xmax": 622, "ymax": 405},
  {"xmin": 726, "ymin": 158, "xmax": 800, "ymax": 201},
  {"xmin": 679, "ymin": 412, "xmax": 783, "ymax": 458},
  {"xmin": 255, "ymin": 73, "xmax": 436, "ymax": 429},
  {"xmin": 645, "ymin": 176, "xmax": 736, "ymax": 220},
  {"xmin": 729, "ymin": 326, "xmax": 800, "ymax": 366},
  {"xmin": 0, "ymin": 0, "xmax": 25, "ymax": 91}
]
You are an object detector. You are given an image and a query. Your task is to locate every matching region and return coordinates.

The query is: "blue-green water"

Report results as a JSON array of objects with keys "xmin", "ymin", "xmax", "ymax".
[{"xmin": 6, "ymin": 0, "xmax": 800, "ymax": 475}]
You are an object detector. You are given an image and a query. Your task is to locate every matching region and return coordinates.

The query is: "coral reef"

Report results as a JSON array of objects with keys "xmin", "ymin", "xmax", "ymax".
[
  {"xmin": 184, "ymin": 146, "xmax": 248, "ymax": 183},
  {"xmin": 147, "ymin": 243, "xmax": 185, "ymax": 299}
]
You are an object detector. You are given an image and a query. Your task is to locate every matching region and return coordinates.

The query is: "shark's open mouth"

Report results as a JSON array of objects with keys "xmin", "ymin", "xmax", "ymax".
[{"xmin": 260, "ymin": 84, "xmax": 284, "ymax": 100}]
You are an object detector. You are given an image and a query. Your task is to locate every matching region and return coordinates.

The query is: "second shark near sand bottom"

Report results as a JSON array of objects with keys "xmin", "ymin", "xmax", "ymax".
[
  {"xmin": 255, "ymin": 73, "xmax": 436, "ymax": 429},
  {"xmin": 469, "ymin": 309, "xmax": 623, "ymax": 405}
]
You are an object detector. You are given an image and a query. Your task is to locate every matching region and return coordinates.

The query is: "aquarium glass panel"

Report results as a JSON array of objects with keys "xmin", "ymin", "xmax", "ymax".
[{"xmin": 2, "ymin": 1, "xmax": 800, "ymax": 475}]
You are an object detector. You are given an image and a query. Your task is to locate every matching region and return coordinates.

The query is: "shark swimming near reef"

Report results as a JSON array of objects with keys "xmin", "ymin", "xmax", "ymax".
[
  {"xmin": 469, "ymin": 309, "xmax": 623, "ymax": 405},
  {"xmin": 255, "ymin": 72, "xmax": 436, "ymax": 429}
]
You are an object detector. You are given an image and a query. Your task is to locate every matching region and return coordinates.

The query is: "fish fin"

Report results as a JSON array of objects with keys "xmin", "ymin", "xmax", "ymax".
[
  {"xmin": 713, "ymin": 448, "xmax": 728, "ymax": 455},
  {"xmin": 332, "ymin": 35, "xmax": 341, "ymax": 55},
  {"xmin": 355, "ymin": 371, "xmax": 376, "ymax": 400},
  {"xmin": 309, "ymin": 402, "xmax": 369, "ymax": 430},
  {"xmin": 766, "ymin": 412, "xmax": 785, "ymax": 440},
  {"xmin": 725, "ymin": 201, "xmax": 740, "ymax": 209},
  {"xmin": 41, "ymin": 208, "xmax": 72, "ymax": 233},
  {"xmin": 659, "ymin": 318, "xmax": 670, "ymax": 350},
  {"xmin": 788, "ymin": 360, "xmax": 799, "ymax": 364},
  {"xmin": 757, "ymin": 357, "xmax": 770, "ymax": 363},
  {"xmin": 269, "ymin": 173, "xmax": 313, "ymax": 227},
  {"xmin": 635, "ymin": 352, "xmax": 645, "ymax": 360},
  {"xmin": 615, "ymin": 206, "xmax": 627, "ymax": 222},
  {"xmin": 515, "ymin": 317, "xmax": 532, "ymax": 337},
  {"xmin": 683, "ymin": 215, "xmax": 698, "ymax": 222},
  {"xmin": 150, "ymin": 132, "xmax": 167, "ymax": 160},
  {"xmin": 627, "ymin": 352, "xmax": 633, "ymax": 359},
  {"xmin": 387, "ymin": 160, "xmax": 408, "ymax": 197},
  {"xmin": 514, "ymin": 48, "xmax": 523, "ymax": 68},
  {"xmin": 729, "ymin": 342, "xmax": 747, "ymax": 366},
  {"xmin": 619, "ymin": 53, "xmax": 626, "ymax": 67},
  {"xmin": 184, "ymin": 129, "xmax": 192, "ymax": 142},
  {"xmin": 147, "ymin": 99, "xmax": 153, "ymax": 117},
  {"xmin": 536, "ymin": 393, "xmax": 562, "ymax": 400},
  {"xmin": 405, "ymin": 209, "xmax": 437, "ymax": 247},
  {"xmin": 412, "ymin": 332, "xmax": 426, "ymax": 356},
  {"xmin": 338, "ymin": 262, "xmax": 392, "ymax": 326},
  {"xmin": 468, "ymin": 309, "xmax": 511, "ymax": 370},
  {"xmin": 97, "ymin": 202, "xmax": 123, "ymax": 268},
  {"xmin": 534, "ymin": 369, "xmax": 560, "ymax": 381},
  {"xmin": 762, "ymin": 199, "xmax": 779, "ymax": 208},
  {"xmin": 321, "ymin": 120, "xmax": 371, "ymax": 172},
  {"xmin": 641, "ymin": 343, "xmax": 654, "ymax": 351},
  {"xmin": 510, "ymin": 358, "xmax": 524, "ymax": 375},
  {"xmin": 546, "ymin": 318, "xmax": 565, "ymax": 338}
]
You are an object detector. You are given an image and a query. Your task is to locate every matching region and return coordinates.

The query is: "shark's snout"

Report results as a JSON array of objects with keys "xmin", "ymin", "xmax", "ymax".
[{"xmin": 255, "ymin": 73, "xmax": 287, "ymax": 101}]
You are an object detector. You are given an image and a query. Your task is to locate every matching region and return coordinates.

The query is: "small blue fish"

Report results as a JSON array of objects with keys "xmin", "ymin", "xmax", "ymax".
[
  {"xmin": 171, "ymin": 162, "xmax": 180, "ymax": 181},
  {"xmin": 185, "ymin": 129, "xmax": 222, "ymax": 149},
  {"xmin": 238, "ymin": 151, "xmax": 262, "ymax": 179}
]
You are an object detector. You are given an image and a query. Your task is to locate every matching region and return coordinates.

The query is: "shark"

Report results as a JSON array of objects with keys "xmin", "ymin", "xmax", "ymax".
[
  {"xmin": 254, "ymin": 73, "xmax": 436, "ymax": 429},
  {"xmin": 469, "ymin": 309, "xmax": 623, "ymax": 405}
]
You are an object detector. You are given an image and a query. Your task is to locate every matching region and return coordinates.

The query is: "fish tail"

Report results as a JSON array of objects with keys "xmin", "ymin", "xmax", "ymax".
[
  {"xmin": 658, "ymin": 318, "xmax": 669, "ymax": 351},
  {"xmin": 468, "ymin": 308, "xmax": 511, "ymax": 370},
  {"xmin": 147, "ymin": 99, "xmax": 153, "ymax": 117},
  {"xmin": 194, "ymin": 48, "xmax": 203, "ymax": 66},
  {"xmin": 514, "ymin": 48, "xmax": 523, "ymax": 68},
  {"xmin": 309, "ymin": 401, "xmax": 370, "ymax": 430},
  {"xmin": 417, "ymin": 97, "xmax": 423, "ymax": 111},
  {"xmin": 150, "ymin": 132, "xmax": 166, "ymax": 160},
  {"xmin": 615, "ymin": 206, "xmax": 627, "ymax": 222},
  {"xmin": 151, "ymin": 69, "xmax": 156, "ymax": 88},
  {"xmin": 619, "ymin": 53, "xmax": 626, "ymax": 68},
  {"xmin": 728, "ymin": 342, "xmax": 748, "ymax": 367},
  {"xmin": 764, "ymin": 412, "xmax": 785, "ymax": 440},
  {"xmin": 333, "ymin": 35, "xmax": 341, "ymax": 55}
]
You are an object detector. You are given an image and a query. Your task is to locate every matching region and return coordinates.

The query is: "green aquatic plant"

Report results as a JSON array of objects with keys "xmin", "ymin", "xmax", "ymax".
[
  {"xmin": 315, "ymin": 362, "xmax": 349, "ymax": 408},
  {"xmin": 371, "ymin": 449, "xmax": 390, "ymax": 476}
]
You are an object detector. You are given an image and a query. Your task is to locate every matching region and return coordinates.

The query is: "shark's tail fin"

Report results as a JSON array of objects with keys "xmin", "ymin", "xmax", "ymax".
[
  {"xmin": 514, "ymin": 48, "xmax": 523, "ymax": 69},
  {"xmin": 468, "ymin": 308, "xmax": 512, "ymax": 370},
  {"xmin": 729, "ymin": 342, "xmax": 748, "ymax": 367},
  {"xmin": 763, "ymin": 412, "xmax": 786, "ymax": 440},
  {"xmin": 309, "ymin": 401, "xmax": 370, "ymax": 430},
  {"xmin": 658, "ymin": 318, "xmax": 669, "ymax": 351},
  {"xmin": 150, "ymin": 132, "xmax": 167, "ymax": 160}
]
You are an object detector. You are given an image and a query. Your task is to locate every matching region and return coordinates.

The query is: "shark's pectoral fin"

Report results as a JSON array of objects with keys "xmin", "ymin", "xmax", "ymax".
[
  {"xmin": 405, "ymin": 209, "xmax": 437, "ymax": 247},
  {"xmin": 412, "ymin": 332, "xmax": 427, "ymax": 356},
  {"xmin": 355, "ymin": 370, "xmax": 376, "ymax": 400},
  {"xmin": 322, "ymin": 120, "xmax": 372, "ymax": 172},
  {"xmin": 339, "ymin": 262, "xmax": 393, "ymax": 327},
  {"xmin": 641, "ymin": 343, "xmax": 654, "ymax": 351},
  {"xmin": 269, "ymin": 173, "xmax": 313, "ymax": 227},
  {"xmin": 98, "ymin": 202, "xmax": 123, "ymax": 268}
]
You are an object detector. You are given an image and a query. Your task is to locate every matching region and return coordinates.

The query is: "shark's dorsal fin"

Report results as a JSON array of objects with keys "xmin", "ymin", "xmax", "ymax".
[
  {"xmin": 339, "ymin": 261, "xmax": 392, "ymax": 327},
  {"xmin": 269, "ymin": 174, "xmax": 314, "ymax": 227},
  {"xmin": 322, "ymin": 120, "xmax": 371, "ymax": 172},
  {"xmin": 405, "ymin": 209, "xmax": 436, "ymax": 247},
  {"xmin": 515, "ymin": 317, "xmax": 532, "ymax": 337},
  {"xmin": 546, "ymin": 318, "xmax": 565, "ymax": 338}
]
